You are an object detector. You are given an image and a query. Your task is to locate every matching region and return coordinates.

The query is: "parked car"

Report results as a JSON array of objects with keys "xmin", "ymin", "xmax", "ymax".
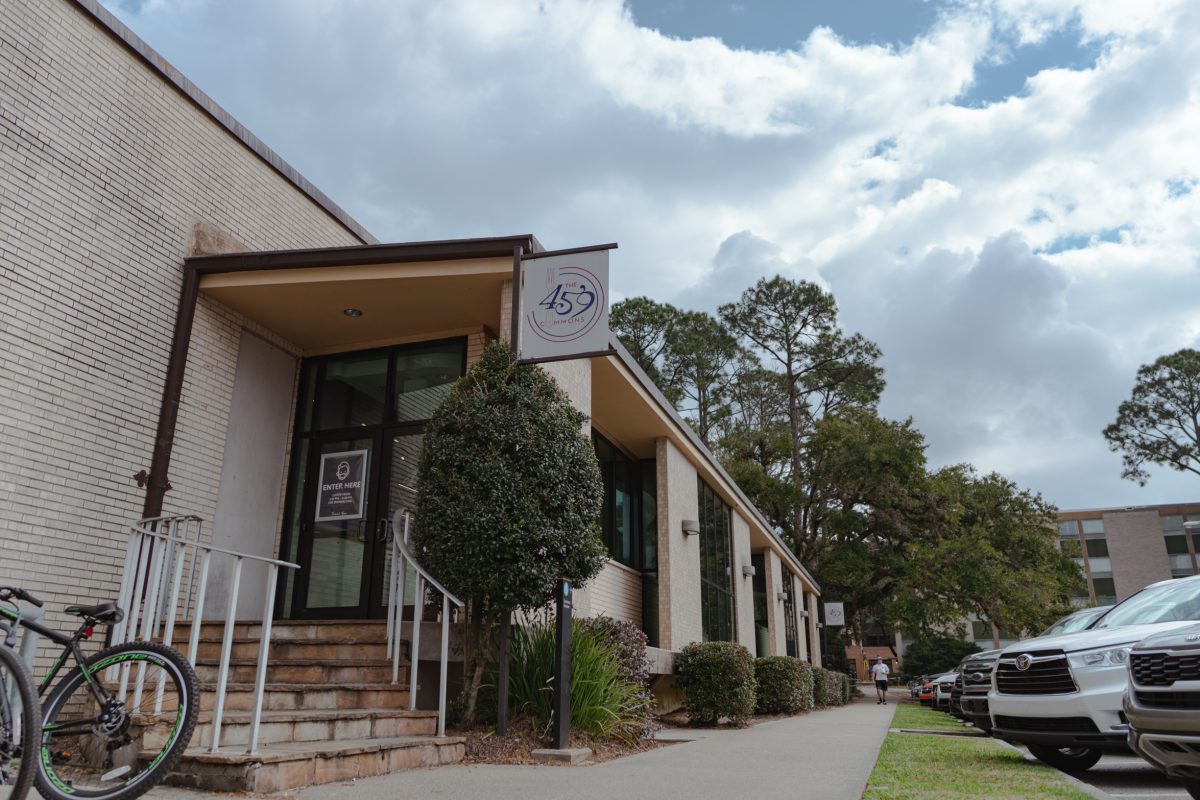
[
  {"xmin": 908, "ymin": 676, "xmax": 926, "ymax": 699},
  {"xmin": 988, "ymin": 574, "xmax": 1200, "ymax": 773},
  {"xmin": 1041, "ymin": 606, "xmax": 1108, "ymax": 637},
  {"xmin": 958, "ymin": 649, "xmax": 1002, "ymax": 732},
  {"xmin": 919, "ymin": 673, "xmax": 945, "ymax": 706},
  {"xmin": 933, "ymin": 672, "xmax": 958, "ymax": 711},
  {"xmin": 1124, "ymin": 623, "xmax": 1200, "ymax": 799}
]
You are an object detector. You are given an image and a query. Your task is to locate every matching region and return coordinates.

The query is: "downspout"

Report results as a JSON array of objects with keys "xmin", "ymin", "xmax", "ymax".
[{"xmin": 141, "ymin": 266, "xmax": 200, "ymax": 518}]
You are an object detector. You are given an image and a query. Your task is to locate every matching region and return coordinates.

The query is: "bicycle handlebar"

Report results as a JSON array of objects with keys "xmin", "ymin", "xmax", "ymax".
[{"xmin": 0, "ymin": 586, "xmax": 43, "ymax": 608}]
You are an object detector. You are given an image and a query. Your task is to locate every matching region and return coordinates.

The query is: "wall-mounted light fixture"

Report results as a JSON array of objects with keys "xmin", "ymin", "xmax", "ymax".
[
  {"xmin": 741, "ymin": 564, "xmax": 756, "ymax": 578},
  {"xmin": 776, "ymin": 591, "xmax": 787, "ymax": 603},
  {"xmin": 343, "ymin": 308, "xmax": 364, "ymax": 318},
  {"xmin": 681, "ymin": 519, "xmax": 699, "ymax": 536},
  {"xmin": 800, "ymin": 610, "xmax": 809, "ymax": 618}
]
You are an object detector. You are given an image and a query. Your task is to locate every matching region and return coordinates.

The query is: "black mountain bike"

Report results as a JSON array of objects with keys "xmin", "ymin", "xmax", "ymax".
[
  {"xmin": 0, "ymin": 587, "xmax": 198, "ymax": 800},
  {"xmin": 0, "ymin": 591, "xmax": 40, "ymax": 800}
]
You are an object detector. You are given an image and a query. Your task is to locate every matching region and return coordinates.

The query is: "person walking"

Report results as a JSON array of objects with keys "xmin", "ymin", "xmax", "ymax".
[{"xmin": 870, "ymin": 657, "xmax": 891, "ymax": 705}]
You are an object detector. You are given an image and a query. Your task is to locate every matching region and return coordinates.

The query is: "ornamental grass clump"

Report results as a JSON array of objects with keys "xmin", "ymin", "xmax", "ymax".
[
  {"xmin": 754, "ymin": 656, "xmax": 814, "ymax": 714},
  {"xmin": 676, "ymin": 641, "xmax": 756, "ymax": 726},
  {"xmin": 508, "ymin": 619, "xmax": 652, "ymax": 741}
]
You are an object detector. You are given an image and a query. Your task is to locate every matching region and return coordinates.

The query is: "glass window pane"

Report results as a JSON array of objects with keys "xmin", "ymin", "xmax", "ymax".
[
  {"xmin": 306, "ymin": 436, "xmax": 374, "ymax": 609},
  {"xmin": 317, "ymin": 354, "xmax": 388, "ymax": 430},
  {"xmin": 613, "ymin": 460, "xmax": 633, "ymax": 564},
  {"xmin": 641, "ymin": 460, "xmax": 657, "ymax": 570},
  {"xmin": 1162, "ymin": 515, "xmax": 1184, "ymax": 534},
  {"xmin": 1081, "ymin": 519, "xmax": 1105, "ymax": 535},
  {"xmin": 1058, "ymin": 521, "xmax": 1078, "ymax": 538},
  {"xmin": 1086, "ymin": 538, "xmax": 1109, "ymax": 557},
  {"xmin": 393, "ymin": 343, "xmax": 464, "ymax": 422},
  {"xmin": 1165, "ymin": 534, "xmax": 1190, "ymax": 555},
  {"xmin": 1092, "ymin": 577, "xmax": 1117, "ymax": 606}
]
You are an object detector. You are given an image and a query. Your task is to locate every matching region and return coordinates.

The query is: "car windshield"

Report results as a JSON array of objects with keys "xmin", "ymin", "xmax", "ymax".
[
  {"xmin": 1041, "ymin": 607, "xmax": 1104, "ymax": 636},
  {"xmin": 1091, "ymin": 579, "xmax": 1200, "ymax": 629}
]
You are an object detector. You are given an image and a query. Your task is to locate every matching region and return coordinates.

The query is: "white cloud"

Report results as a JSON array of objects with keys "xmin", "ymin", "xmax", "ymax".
[{"xmin": 104, "ymin": 0, "xmax": 1200, "ymax": 506}]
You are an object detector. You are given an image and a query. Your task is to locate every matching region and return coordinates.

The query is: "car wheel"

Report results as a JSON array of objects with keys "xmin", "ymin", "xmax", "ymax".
[
  {"xmin": 1184, "ymin": 778, "xmax": 1200, "ymax": 800},
  {"xmin": 1027, "ymin": 745, "xmax": 1103, "ymax": 773}
]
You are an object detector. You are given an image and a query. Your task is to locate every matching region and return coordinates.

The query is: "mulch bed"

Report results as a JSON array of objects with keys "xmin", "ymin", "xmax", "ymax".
[{"xmin": 452, "ymin": 717, "xmax": 672, "ymax": 765}]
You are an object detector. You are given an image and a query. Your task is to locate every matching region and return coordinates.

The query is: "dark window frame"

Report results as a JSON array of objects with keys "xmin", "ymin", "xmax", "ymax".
[{"xmin": 697, "ymin": 477, "xmax": 735, "ymax": 642}]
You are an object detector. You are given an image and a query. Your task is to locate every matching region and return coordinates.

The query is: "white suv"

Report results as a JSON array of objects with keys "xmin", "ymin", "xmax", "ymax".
[{"xmin": 988, "ymin": 574, "xmax": 1200, "ymax": 773}]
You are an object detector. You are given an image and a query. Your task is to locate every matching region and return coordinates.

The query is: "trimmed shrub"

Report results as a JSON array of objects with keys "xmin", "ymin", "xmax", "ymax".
[
  {"xmin": 677, "ymin": 642, "xmax": 757, "ymax": 726},
  {"xmin": 812, "ymin": 665, "xmax": 829, "ymax": 707},
  {"xmin": 508, "ymin": 619, "xmax": 651, "ymax": 741},
  {"xmin": 841, "ymin": 671, "xmax": 854, "ymax": 704},
  {"xmin": 754, "ymin": 656, "xmax": 813, "ymax": 715},
  {"xmin": 824, "ymin": 669, "xmax": 846, "ymax": 707}
]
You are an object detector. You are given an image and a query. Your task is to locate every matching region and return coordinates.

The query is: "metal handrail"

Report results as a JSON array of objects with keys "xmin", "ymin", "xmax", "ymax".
[
  {"xmin": 112, "ymin": 515, "xmax": 299, "ymax": 754},
  {"xmin": 386, "ymin": 509, "xmax": 463, "ymax": 738}
]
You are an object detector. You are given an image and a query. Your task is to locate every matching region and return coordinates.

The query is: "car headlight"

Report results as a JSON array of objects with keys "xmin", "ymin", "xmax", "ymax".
[{"xmin": 1069, "ymin": 646, "xmax": 1132, "ymax": 669}]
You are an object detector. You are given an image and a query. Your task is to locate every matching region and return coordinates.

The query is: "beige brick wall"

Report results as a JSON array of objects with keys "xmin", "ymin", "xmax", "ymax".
[
  {"xmin": 730, "ymin": 513, "xmax": 756, "ymax": 653},
  {"xmin": 655, "ymin": 437, "xmax": 702, "ymax": 650},
  {"xmin": 587, "ymin": 561, "xmax": 643, "ymax": 626},
  {"xmin": 0, "ymin": 0, "xmax": 365, "ymax": 643},
  {"xmin": 1102, "ymin": 510, "xmax": 1172, "ymax": 600}
]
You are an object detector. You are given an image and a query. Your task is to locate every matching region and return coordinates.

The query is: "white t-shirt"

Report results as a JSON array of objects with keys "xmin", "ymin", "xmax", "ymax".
[{"xmin": 870, "ymin": 662, "xmax": 890, "ymax": 681}]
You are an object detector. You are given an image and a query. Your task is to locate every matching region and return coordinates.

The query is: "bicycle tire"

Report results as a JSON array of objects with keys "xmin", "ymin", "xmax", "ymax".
[
  {"xmin": 0, "ymin": 643, "xmax": 39, "ymax": 800},
  {"xmin": 35, "ymin": 641, "xmax": 198, "ymax": 800}
]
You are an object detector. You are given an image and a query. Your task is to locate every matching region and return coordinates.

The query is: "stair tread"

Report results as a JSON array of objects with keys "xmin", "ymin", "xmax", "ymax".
[
  {"xmin": 195, "ymin": 708, "xmax": 437, "ymax": 724},
  {"xmin": 199, "ymin": 682, "xmax": 411, "ymax": 692},
  {"xmin": 176, "ymin": 735, "xmax": 463, "ymax": 765}
]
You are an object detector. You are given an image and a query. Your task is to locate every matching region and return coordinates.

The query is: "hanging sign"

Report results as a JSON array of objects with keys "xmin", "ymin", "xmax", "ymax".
[
  {"xmin": 519, "ymin": 246, "xmax": 611, "ymax": 362},
  {"xmin": 824, "ymin": 602, "xmax": 845, "ymax": 627},
  {"xmin": 315, "ymin": 449, "xmax": 369, "ymax": 522}
]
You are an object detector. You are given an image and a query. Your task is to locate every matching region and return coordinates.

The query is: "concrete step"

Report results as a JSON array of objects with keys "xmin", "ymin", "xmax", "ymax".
[
  {"xmin": 198, "ymin": 682, "xmax": 412, "ymax": 712},
  {"xmin": 176, "ymin": 637, "xmax": 393, "ymax": 662},
  {"xmin": 164, "ymin": 735, "xmax": 466, "ymax": 794},
  {"xmin": 186, "ymin": 708, "xmax": 438, "ymax": 749},
  {"xmin": 193, "ymin": 658, "xmax": 401, "ymax": 684},
  {"xmin": 170, "ymin": 619, "xmax": 391, "ymax": 643}
]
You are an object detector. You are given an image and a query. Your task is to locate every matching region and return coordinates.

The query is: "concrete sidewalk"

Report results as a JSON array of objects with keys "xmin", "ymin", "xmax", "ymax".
[{"xmin": 152, "ymin": 695, "xmax": 895, "ymax": 800}]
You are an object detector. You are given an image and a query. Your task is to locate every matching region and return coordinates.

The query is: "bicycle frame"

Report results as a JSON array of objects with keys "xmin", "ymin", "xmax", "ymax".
[{"xmin": 0, "ymin": 605, "xmax": 113, "ymax": 707}]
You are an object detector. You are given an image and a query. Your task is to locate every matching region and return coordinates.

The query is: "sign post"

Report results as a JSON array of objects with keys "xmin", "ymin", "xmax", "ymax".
[{"xmin": 552, "ymin": 578, "xmax": 573, "ymax": 750}]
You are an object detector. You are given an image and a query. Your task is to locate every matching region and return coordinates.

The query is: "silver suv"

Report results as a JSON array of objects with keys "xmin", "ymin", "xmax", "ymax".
[{"xmin": 1124, "ymin": 623, "xmax": 1200, "ymax": 799}]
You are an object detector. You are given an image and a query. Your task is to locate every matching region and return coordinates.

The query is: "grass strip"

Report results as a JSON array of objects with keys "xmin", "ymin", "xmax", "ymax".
[
  {"xmin": 890, "ymin": 703, "xmax": 984, "ymax": 734},
  {"xmin": 865, "ymin": 706, "xmax": 1094, "ymax": 800}
]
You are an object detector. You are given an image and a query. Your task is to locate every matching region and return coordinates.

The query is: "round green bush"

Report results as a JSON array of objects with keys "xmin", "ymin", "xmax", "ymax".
[
  {"xmin": 754, "ymin": 656, "xmax": 813, "ymax": 715},
  {"xmin": 676, "ymin": 642, "xmax": 756, "ymax": 726}
]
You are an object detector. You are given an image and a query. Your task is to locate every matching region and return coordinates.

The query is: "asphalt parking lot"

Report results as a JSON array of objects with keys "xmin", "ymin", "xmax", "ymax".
[{"xmin": 1017, "ymin": 750, "xmax": 1191, "ymax": 800}]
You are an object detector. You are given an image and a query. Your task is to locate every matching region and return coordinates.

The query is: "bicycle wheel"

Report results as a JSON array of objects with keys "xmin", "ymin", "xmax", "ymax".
[
  {"xmin": 0, "ymin": 643, "xmax": 39, "ymax": 800},
  {"xmin": 36, "ymin": 642, "xmax": 198, "ymax": 800}
]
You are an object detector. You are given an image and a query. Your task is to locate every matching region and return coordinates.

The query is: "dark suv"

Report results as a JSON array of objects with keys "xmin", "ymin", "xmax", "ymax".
[
  {"xmin": 1125, "ymin": 623, "xmax": 1200, "ymax": 799},
  {"xmin": 958, "ymin": 649, "xmax": 1001, "ymax": 732}
]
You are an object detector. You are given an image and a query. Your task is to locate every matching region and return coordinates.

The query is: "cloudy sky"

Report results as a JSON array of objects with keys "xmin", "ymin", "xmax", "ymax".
[{"xmin": 104, "ymin": 0, "xmax": 1200, "ymax": 511}]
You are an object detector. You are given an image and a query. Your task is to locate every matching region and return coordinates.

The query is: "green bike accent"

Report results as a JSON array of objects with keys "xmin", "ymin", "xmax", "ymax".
[
  {"xmin": 87, "ymin": 652, "xmax": 160, "ymax": 675},
  {"xmin": 0, "ymin": 607, "xmax": 16, "ymax": 620},
  {"xmin": 40, "ymin": 744, "xmax": 75, "ymax": 795},
  {"xmin": 41, "ymin": 655, "xmax": 66, "ymax": 690},
  {"xmin": 142, "ymin": 698, "xmax": 185, "ymax": 779}
]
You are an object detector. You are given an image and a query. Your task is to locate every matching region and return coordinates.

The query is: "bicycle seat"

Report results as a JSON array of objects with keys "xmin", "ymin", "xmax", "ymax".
[{"xmin": 64, "ymin": 602, "xmax": 125, "ymax": 624}]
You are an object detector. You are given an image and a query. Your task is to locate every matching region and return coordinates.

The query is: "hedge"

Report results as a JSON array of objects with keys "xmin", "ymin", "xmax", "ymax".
[
  {"xmin": 754, "ymin": 656, "xmax": 814, "ymax": 714},
  {"xmin": 676, "ymin": 642, "xmax": 757, "ymax": 725},
  {"xmin": 813, "ymin": 666, "xmax": 850, "ymax": 707}
]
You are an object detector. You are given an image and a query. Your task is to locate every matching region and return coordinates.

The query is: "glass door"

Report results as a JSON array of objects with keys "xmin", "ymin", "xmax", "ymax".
[
  {"xmin": 293, "ymin": 432, "xmax": 384, "ymax": 619},
  {"xmin": 368, "ymin": 430, "xmax": 424, "ymax": 618}
]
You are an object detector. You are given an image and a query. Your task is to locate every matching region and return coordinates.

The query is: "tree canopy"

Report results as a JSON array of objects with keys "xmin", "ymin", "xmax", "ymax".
[{"xmin": 1103, "ymin": 348, "xmax": 1200, "ymax": 486}]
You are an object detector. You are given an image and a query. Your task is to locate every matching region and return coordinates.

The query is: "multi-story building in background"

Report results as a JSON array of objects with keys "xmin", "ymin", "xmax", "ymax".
[{"xmin": 1058, "ymin": 503, "xmax": 1200, "ymax": 607}]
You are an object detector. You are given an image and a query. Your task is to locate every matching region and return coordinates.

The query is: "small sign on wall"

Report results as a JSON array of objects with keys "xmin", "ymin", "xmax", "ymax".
[
  {"xmin": 824, "ymin": 602, "xmax": 846, "ymax": 627},
  {"xmin": 519, "ymin": 246, "xmax": 611, "ymax": 362},
  {"xmin": 315, "ymin": 449, "xmax": 369, "ymax": 522}
]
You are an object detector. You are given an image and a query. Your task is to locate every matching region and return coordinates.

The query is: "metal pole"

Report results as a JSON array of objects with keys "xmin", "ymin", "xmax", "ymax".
[
  {"xmin": 247, "ymin": 564, "xmax": 279, "ymax": 754},
  {"xmin": 155, "ymin": 549, "xmax": 188, "ymax": 713},
  {"xmin": 438, "ymin": 595, "xmax": 449, "ymax": 738},
  {"xmin": 409, "ymin": 576, "xmax": 424, "ymax": 710},
  {"xmin": 393, "ymin": 554, "xmax": 407, "ymax": 685},
  {"xmin": 496, "ymin": 612, "xmax": 510, "ymax": 735},
  {"xmin": 510, "ymin": 245, "xmax": 523, "ymax": 354},
  {"xmin": 209, "ymin": 557, "xmax": 243, "ymax": 752},
  {"xmin": 552, "ymin": 579, "xmax": 573, "ymax": 750},
  {"xmin": 187, "ymin": 551, "xmax": 211, "ymax": 667}
]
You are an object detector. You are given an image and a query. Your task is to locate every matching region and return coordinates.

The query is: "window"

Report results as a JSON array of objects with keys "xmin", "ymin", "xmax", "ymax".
[
  {"xmin": 1082, "ymin": 523, "xmax": 1111, "ymax": 574},
  {"xmin": 1162, "ymin": 515, "xmax": 1198, "ymax": 577},
  {"xmin": 782, "ymin": 578, "xmax": 799, "ymax": 657},
  {"xmin": 697, "ymin": 478, "xmax": 735, "ymax": 642},
  {"xmin": 751, "ymin": 553, "xmax": 768, "ymax": 654},
  {"xmin": 1092, "ymin": 576, "xmax": 1117, "ymax": 606},
  {"xmin": 594, "ymin": 434, "xmax": 637, "ymax": 567},
  {"xmin": 1081, "ymin": 519, "xmax": 1105, "ymax": 535}
]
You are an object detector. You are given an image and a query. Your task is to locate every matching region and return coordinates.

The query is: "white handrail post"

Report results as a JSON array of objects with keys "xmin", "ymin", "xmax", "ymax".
[
  {"xmin": 209, "ymin": 556, "xmax": 243, "ymax": 753},
  {"xmin": 392, "ymin": 553, "xmax": 407, "ymax": 685},
  {"xmin": 133, "ymin": 534, "xmax": 168, "ymax": 710},
  {"xmin": 155, "ymin": 549, "xmax": 188, "ymax": 713},
  {"xmin": 247, "ymin": 564, "xmax": 279, "ymax": 755},
  {"xmin": 386, "ymin": 543, "xmax": 396, "ymax": 652},
  {"xmin": 438, "ymin": 594, "xmax": 449, "ymax": 737},
  {"xmin": 119, "ymin": 530, "xmax": 153, "ymax": 701},
  {"xmin": 187, "ymin": 551, "xmax": 212, "ymax": 668},
  {"xmin": 409, "ymin": 575, "xmax": 424, "ymax": 710}
]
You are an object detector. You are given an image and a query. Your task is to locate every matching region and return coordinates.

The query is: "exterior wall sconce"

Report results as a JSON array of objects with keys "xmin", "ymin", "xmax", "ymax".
[
  {"xmin": 741, "ymin": 564, "xmax": 756, "ymax": 578},
  {"xmin": 800, "ymin": 610, "xmax": 809, "ymax": 618},
  {"xmin": 776, "ymin": 591, "xmax": 787, "ymax": 603},
  {"xmin": 681, "ymin": 519, "xmax": 699, "ymax": 536}
]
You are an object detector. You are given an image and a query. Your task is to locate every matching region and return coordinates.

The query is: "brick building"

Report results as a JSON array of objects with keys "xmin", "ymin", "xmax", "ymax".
[{"xmin": 0, "ymin": 0, "xmax": 819, "ymax": 669}]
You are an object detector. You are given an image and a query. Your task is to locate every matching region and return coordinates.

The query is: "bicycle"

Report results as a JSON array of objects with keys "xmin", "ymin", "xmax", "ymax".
[
  {"xmin": 0, "ymin": 587, "xmax": 199, "ymax": 800},
  {"xmin": 0, "ymin": 590, "xmax": 39, "ymax": 800}
]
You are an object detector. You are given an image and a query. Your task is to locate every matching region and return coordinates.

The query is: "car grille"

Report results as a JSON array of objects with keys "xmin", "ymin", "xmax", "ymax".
[
  {"xmin": 1135, "ymin": 691, "xmax": 1200, "ymax": 710},
  {"xmin": 996, "ymin": 650, "xmax": 1077, "ymax": 695},
  {"xmin": 994, "ymin": 715, "xmax": 1099, "ymax": 733},
  {"xmin": 1130, "ymin": 652, "xmax": 1200, "ymax": 687},
  {"xmin": 962, "ymin": 663, "xmax": 995, "ymax": 694}
]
